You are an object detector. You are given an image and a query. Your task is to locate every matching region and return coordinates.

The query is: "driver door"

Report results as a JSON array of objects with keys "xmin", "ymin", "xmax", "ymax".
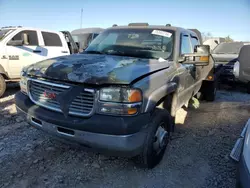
[
  {"xmin": 177, "ymin": 33, "xmax": 196, "ymax": 107},
  {"xmin": 5, "ymin": 30, "xmax": 43, "ymax": 78}
]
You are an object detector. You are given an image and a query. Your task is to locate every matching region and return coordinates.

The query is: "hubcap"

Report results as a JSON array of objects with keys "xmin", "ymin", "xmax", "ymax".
[{"xmin": 153, "ymin": 123, "xmax": 168, "ymax": 154}]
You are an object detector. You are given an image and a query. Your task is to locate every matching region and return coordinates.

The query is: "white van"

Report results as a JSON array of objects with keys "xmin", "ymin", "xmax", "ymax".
[
  {"xmin": 71, "ymin": 28, "xmax": 104, "ymax": 52},
  {"xmin": 0, "ymin": 26, "xmax": 78, "ymax": 97}
]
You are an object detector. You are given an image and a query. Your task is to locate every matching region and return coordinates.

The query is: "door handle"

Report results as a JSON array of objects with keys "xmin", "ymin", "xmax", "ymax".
[
  {"xmin": 61, "ymin": 51, "xmax": 69, "ymax": 53},
  {"xmin": 33, "ymin": 50, "xmax": 41, "ymax": 53}
]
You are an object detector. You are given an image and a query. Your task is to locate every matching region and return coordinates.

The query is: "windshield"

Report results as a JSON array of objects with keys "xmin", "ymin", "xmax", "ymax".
[
  {"xmin": 213, "ymin": 42, "xmax": 245, "ymax": 54},
  {"xmin": 0, "ymin": 29, "xmax": 14, "ymax": 41},
  {"xmin": 85, "ymin": 28, "xmax": 174, "ymax": 60}
]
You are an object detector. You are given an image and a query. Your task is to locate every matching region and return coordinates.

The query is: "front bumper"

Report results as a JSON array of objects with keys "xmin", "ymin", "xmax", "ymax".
[
  {"xmin": 239, "ymin": 155, "xmax": 250, "ymax": 188},
  {"xmin": 15, "ymin": 92, "xmax": 150, "ymax": 156}
]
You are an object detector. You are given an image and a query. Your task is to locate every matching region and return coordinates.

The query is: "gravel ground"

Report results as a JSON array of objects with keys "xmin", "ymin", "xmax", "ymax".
[{"xmin": 1, "ymin": 85, "xmax": 250, "ymax": 188}]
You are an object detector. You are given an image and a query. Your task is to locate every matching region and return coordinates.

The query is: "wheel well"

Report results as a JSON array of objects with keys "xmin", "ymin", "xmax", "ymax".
[
  {"xmin": 156, "ymin": 93, "xmax": 174, "ymax": 113},
  {"xmin": 0, "ymin": 73, "xmax": 8, "ymax": 80},
  {"xmin": 155, "ymin": 92, "xmax": 176, "ymax": 133}
]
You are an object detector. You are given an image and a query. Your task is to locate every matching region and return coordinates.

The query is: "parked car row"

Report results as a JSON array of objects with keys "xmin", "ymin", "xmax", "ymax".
[{"xmin": 1, "ymin": 23, "xmax": 249, "ymax": 170}]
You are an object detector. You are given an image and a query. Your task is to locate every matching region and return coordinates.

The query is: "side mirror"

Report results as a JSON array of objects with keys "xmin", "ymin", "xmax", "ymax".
[
  {"xmin": 7, "ymin": 40, "xmax": 24, "ymax": 46},
  {"xmin": 179, "ymin": 45, "xmax": 210, "ymax": 66}
]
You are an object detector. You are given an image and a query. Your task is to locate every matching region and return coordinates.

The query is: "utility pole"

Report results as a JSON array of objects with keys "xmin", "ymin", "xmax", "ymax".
[{"xmin": 80, "ymin": 8, "xmax": 83, "ymax": 28}]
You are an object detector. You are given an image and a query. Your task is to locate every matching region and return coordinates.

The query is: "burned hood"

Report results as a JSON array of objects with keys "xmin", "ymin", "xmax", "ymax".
[
  {"xmin": 212, "ymin": 53, "xmax": 238, "ymax": 65},
  {"xmin": 25, "ymin": 54, "xmax": 171, "ymax": 85}
]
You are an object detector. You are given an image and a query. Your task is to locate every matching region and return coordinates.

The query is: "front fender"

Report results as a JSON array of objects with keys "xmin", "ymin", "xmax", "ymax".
[{"xmin": 143, "ymin": 82, "xmax": 177, "ymax": 113}]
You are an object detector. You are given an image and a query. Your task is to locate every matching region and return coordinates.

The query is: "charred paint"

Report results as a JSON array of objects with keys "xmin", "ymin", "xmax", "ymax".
[{"xmin": 24, "ymin": 54, "xmax": 170, "ymax": 85}]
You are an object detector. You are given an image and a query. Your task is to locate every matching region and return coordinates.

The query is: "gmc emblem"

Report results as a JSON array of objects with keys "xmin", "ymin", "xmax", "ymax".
[{"xmin": 44, "ymin": 91, "xmax": 56, "ymax": 99}]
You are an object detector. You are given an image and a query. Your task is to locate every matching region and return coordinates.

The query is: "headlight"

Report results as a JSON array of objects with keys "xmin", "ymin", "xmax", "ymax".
[
  {"xmin": 98, "ymin": 87, "xmax": 142, "ymax": 115},
  {"xmin": 20, "ymin": 75, "xmax": 28, "ymax": 95},
  {"xmin": 233, "ymin": 61, "xmax": 240, "ymax": 79},
  {"xmin": 100, "ymin": 88, "xmax": 142, "ymax": 103}
]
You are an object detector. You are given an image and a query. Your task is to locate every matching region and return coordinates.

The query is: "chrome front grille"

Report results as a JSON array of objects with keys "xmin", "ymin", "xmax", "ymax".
[{"xmin": 28, "ymin": 79, "xmax": 95, "ymax": 117}]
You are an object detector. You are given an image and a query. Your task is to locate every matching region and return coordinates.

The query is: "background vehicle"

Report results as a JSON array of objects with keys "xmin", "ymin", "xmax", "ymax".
[
  {"xmin": 71, "ymin": 27, "xmax": 104, "ymax": 52},
  {"xmin": 15, "ymin": 23, "xmax": 216, "ymax": 168},
  {"xmin": 230, "ymin": 119, "xmax": 250, "ymax": 188},
  {"xmin": 203, "ymin": 37, "xmax": 225, "ymax": 51},
  {"xmin": 212, "ymin": 42, "xmax": 246, "ymax": 82},
  {"xmin": 233, "ymin": 45, "xmax": 250, "ymax": 93},
  {"xmin": 0, "ymin": 26, "xmax": 78, "ymax": 97}
]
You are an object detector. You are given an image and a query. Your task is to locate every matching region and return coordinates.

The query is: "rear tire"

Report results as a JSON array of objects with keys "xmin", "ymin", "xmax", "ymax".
[
  {"xmin": 0, "ymin": 74, "xmax": 6, "ymax": 98},
  {"xmin": 134, "ymin": 109, "xmax": 172, "ymax": 169},
  {"xmin": 202, "ymin": 81, "xmax": 217, "ymax": 102}
]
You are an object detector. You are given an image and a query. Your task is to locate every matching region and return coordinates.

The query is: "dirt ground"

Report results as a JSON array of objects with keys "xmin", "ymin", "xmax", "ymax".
[{"xmin": 0, "ymin": 85, "xmax": 250, "ymax": 188}]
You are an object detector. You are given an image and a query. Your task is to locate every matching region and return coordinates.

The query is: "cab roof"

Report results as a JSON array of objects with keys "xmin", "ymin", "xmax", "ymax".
[
  {"xmin": 0, "ymin": 26, "xmax": 62, "ymax": 34},
  {"xmin": 109, "ymin": 25, "xmax": 184, "ymax": 31},
  {"xmin": 107, "ymin": 23, "xmax": 202, "ymax": 42},
  {"xmin": 108, "ymin": 24, "xmax": 195, "ymax": 33}
]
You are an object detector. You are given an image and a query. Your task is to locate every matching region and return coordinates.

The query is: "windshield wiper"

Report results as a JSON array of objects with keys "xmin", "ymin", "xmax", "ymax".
[{"xmin": 84, "ymin": 50, "xmax": 104, "ymax": 54}]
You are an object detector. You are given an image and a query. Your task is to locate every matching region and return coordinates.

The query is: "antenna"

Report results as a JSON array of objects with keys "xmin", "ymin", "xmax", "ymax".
[{"xmin": 80, "ymin": 8, "xmax": 83, "ymax": 28}]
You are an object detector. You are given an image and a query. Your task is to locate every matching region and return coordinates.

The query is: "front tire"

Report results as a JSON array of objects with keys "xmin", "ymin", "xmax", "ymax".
[
  {"xmin": 0, "ymin": 74, "xmax": 6, "ymax": 98},
  {"xmin": 134, "ymin": 109, "xmax": 172, "ymax": 169}
]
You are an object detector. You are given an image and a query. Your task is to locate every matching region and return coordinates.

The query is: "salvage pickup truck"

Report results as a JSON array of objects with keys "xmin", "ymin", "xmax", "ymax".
[
  {"xmin": 212, "ymin": 42, "xmax": 246, "ymax": 82},
  {"xmin": 15, "ymin": 23, "xmax": 216, "ymax": 168},
  {"xmin": 0, "ymin": 26, "xmax": 78, "ymax": 97}
]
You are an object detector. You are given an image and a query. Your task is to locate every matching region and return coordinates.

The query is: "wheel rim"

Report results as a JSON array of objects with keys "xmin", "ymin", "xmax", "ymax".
[{"xmin": 153, "ymin": 122, "xmax": 168, "ymax": 154}]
